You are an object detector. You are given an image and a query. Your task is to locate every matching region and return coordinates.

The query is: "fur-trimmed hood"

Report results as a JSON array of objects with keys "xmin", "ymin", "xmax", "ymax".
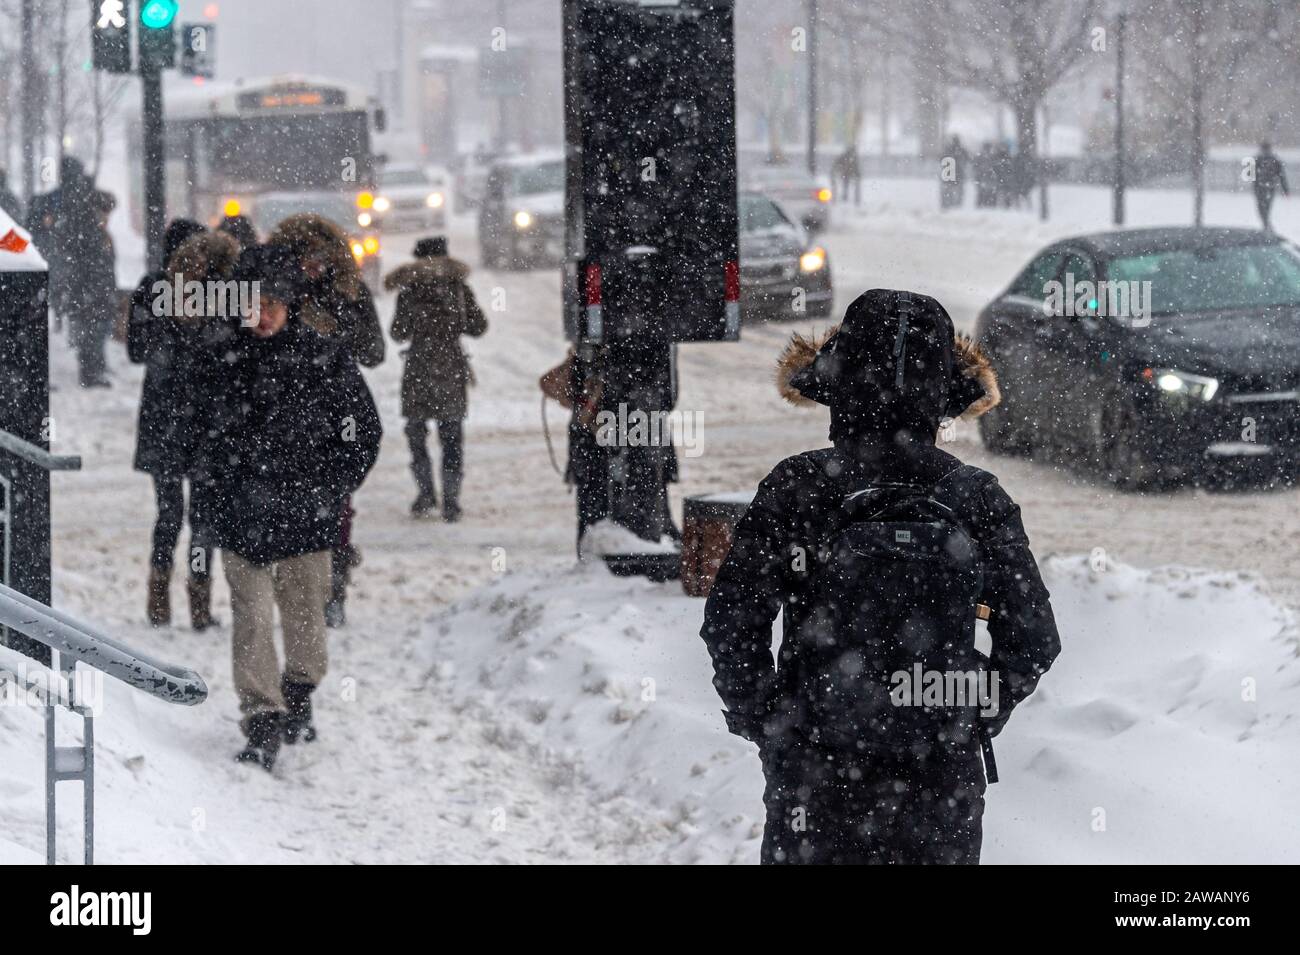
[
  {"xmin": 383, "ymin": 256, "xmax": 470, "ymax": 292},
  {"xmin": 166, "ymin": 230, "xmax": 240, "ymax": 286},
  {"xmin": 775, "ymin": 290, "xmax": 1000, "ymax": 437},
  {"xmin": 267, "ymin": 213, "xmax": 363, "ymax": 301}
]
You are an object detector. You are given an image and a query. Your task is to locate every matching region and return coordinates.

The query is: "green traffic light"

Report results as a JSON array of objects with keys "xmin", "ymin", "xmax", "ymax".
[{"xmin": 140, "ymin": 0, "xmax": 179, "ymax": 29}]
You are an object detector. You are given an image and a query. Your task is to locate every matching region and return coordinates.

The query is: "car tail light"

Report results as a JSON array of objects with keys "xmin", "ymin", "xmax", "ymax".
[{"xmin": 584, "ymin": 263, "xmax": 603, "ymax": 340}]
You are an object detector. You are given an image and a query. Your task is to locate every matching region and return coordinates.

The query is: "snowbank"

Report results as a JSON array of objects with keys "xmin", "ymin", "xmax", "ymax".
[{"xmin": 422, "ymin": 555, "xmax": 1299, "ymax": 864}]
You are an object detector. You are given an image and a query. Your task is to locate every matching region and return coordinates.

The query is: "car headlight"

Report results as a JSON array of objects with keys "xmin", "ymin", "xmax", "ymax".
[
  {"xmin": 427, "ymin": 192, "xmax": 444, "ymax": 209},
  {"xmin": 357, "ymin": 212, "xmax": 373, "ymax": 228},
  {"xmin": 356, "ymin": 191, "xmax": 375, "ymax": 210},
  {"xmin": 799, "ymin": 247, "xmax": 827, "ymax": 272},
  {"xmin": 816, "ymin": 187, "xmax": 832, "ymax": 203},
  {"xmin": 373, "ymin": 196, "xmax": 391, "ymax": 213},
  {"xmin": 1148, "ymin": 368, "xmax": 1219, "ymax": 402},
  {"xmin": 362, "ymin": 235, "xmax": 380, "ymax": 257},
  {"xmin": 350, "ymin": 240, "xmax": 365, "ymax": 261},
  {"xmin": 514, "ymin": 210, "xmax": 534, "ymax": 230}
]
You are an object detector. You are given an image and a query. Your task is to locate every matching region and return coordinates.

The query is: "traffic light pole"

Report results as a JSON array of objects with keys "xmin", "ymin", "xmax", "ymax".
[{"xmin": 141, "ymin": 66, "xmax": 166, "ymax": 271}]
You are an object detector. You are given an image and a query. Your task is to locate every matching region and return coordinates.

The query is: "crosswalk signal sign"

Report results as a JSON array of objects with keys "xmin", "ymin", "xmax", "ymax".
[{"xmin": 91, "ymin": 0, "xmax": 133, "ymax": 74}]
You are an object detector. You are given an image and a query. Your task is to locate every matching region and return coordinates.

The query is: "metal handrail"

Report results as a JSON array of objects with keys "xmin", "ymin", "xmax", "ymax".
[
  {"xmin": 0, "ymin": 429, "xmax": 82, "ymax": 472},
  {"xmin": 0, "ymin": 581, "xmax": 206, "ymax": 705}
]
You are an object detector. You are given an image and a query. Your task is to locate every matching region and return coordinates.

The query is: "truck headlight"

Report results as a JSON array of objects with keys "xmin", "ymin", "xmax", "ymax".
[
  {"xmin": 1149, "ymin": 368, "xmax": 1219, "ymax": 402},
  {"xmin": 799, "ymin": 247, "xmax": 827, "ymax": 272},
  {"xmin": 514, "ymin": 210, "xmax": 534, "ymax": 230},
  {"xmin": 427, "ymin": 192, "xmax": 444, "ymax": 209}
]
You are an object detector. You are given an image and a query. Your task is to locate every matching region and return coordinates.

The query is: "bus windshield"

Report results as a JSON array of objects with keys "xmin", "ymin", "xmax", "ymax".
[{"xmin": 205, "ymin": 111, "xmax": 372, "ymax": 192}]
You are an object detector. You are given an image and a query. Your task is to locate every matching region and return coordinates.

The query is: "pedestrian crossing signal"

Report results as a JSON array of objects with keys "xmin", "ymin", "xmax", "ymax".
[{"xmin": 90, "ymin": 0, "xmax": 132, "ymax": 74}]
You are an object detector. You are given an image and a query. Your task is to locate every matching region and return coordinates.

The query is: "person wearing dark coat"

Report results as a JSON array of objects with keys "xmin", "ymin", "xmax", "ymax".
[
  {"xmin": 1252, "ymin": 141, "xmax": 1290, "ymax": 232},
  {"xmin": 700, "ymin": 288, "xmax": 1061, "ymax": 864},
  {"xmin": 267, "ymin": 213, "xmax": 386, "ymax": 626},
  {"xmin": 385, "ymin": 236, "xmax": 487, "ymax": 521},
  {"xmin": 128, "ymin": 219, "xmax": 225, "ymax": 628},
  {"xmin": 199, "ymin": 243, "xmax": 382, "ymax": 770},
  {"xmin": 66, "ymin": 189, "xmax": 119, "ymax": 387}
]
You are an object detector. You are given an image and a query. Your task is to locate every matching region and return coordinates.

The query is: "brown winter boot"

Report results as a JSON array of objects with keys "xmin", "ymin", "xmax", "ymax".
[
  {"xmin": 147, "ymin": 566, "xmax": 171, "ymax": 627},
  {"xmin": 187, "ymin": 578, "xmax": 214, "ymax": 631}
]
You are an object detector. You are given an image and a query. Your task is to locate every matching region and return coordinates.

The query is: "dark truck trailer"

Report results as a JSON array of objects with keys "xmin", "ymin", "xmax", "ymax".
[{"xmin": 562, "ymin": 0, "xmax": 740, "ymax": 345}]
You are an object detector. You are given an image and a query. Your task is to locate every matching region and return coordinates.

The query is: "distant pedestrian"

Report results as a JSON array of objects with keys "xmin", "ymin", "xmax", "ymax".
[
  {"xmin": 941, "ymin": 135, "xmax": 968, "ymax": 210},
  {"xmin": 268, "ymin": 213, "xmax": 386, "ymax": 627},
  {"xmin": 1252, "ymin": 141, "xmax": 1289, "ymax": 232},
  {"xmin": 216, "ymin": 213, "xmax": 258, "ymax": 251},
  {"xmin": 701, "ymin": 289, "xmax": 1061, "ymax": 864},
  {"xmin": 0, "ymin": 167, "xmax": 22, "ymax": 223},
  {"xmin": 65, "ymin": 189, "xmax": 118, "ymax": 387},
  {"xmin": 832, "ymin": 146, "xmax": 860, "ymax": 207},
  {"xmin": 974, "ymin": 143, "xmax": 996, "ymax": 208},
  {"xmin": 201, "ymin": 243, "xmax": 382, "ymax": 770},
  {"xmin": 385, "ymin": 236, "xmax": 488, "ymax": 521},
  {"xmin": 127, "ymin": 220, "xmax": 226, "ymax": 629}
]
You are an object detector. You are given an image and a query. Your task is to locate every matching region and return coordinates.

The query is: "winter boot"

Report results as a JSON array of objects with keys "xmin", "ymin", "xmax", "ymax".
[
  {"xmin": 235, "ymin": 712, "xmax": 283, "ymax": 772},
  {"xmin": 410, "ymin": 453, "xmax": 437, "ymax": 517},
  {"xmin": 187, "ymin": 578, "xmax": 215, "ymax": 631},
  {"xmin": 281, "ymin": 677, "xmax": 318, "ymax": 744},
  {"xmin": 147, "ymin": 566, "xmax": 171, "ymax": 627},
  {"xmin": 324, "ymin": 550, "xmax": 350, "ymax": 628},
  {"xmin": 441, "ymin": 468, "xmax": 463, "ymax": 523}
]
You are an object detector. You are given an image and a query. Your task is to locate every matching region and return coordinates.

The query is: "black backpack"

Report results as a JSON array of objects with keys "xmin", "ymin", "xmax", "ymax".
[{"xmin": 794, "ymin": 464, "xmax": 997, "ymax": 772}]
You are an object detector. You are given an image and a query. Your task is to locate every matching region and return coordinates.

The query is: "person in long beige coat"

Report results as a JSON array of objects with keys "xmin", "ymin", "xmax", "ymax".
[{"xmin": 385, "ymin": 236, "xmax": 487, "ymax": 520}]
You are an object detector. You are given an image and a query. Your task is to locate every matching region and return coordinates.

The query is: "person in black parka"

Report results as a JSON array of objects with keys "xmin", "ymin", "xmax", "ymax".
[
  {"xmin": 199, "ymin": 243, "xmax": 381, "ymax": 769},
  {"xmin": 700, "ymin": 288, "xmax": 1061, "ymax": 865},
  {"xmin": 127, "ymin": 218, "xmax": 212, "ymax": 628}
]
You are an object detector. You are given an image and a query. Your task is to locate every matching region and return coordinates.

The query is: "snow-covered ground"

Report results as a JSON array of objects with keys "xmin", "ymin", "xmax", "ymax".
[{"xmin": 2, "ymin": 178, "xmax": 1298, "ymax": 863}]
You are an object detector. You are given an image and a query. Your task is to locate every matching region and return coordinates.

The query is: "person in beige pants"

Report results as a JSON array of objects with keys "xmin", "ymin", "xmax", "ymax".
[{"xmin": 196, "ymin": 244, "xmax": 381, "ymax": 770}]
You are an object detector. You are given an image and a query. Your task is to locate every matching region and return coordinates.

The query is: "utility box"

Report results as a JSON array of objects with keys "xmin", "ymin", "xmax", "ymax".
[
  {"xmin": 0, "ymin": 215, "xmax": 53, "ymax": 663},
  {"xmin": 562, "ymin": 0, "xmax": 740, "ymax": 345}
]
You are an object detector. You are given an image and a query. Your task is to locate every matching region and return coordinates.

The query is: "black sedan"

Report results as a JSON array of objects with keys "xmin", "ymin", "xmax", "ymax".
[
  {"xmin": 738, "ymin": 191, "xmax": 833, "ymax": 322},
  {"xmin": 975, "ymin": 227, "xmax": 1300, "ymax": 488}
]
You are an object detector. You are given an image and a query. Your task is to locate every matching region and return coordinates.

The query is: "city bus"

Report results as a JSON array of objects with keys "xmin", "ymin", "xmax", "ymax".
[{"xmin": 127, "ymin": 74, "xmax": 388, "ymax": 281}]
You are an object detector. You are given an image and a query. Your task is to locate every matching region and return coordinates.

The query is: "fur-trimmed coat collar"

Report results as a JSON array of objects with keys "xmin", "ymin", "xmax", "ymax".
[
  {"xmin": 383, "ymin": 255, "xmax": 470, "ymax": 291},
  {"xmin": 776, "ymin": 324, "xmax": 1000, "ymax": 421}
]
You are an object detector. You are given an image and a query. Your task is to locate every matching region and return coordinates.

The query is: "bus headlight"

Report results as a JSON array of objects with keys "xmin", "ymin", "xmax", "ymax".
[
  {"xmin": 514, "ymin": 210, "xmax": 533, "ymax": 230},
  {"xmin": 427, "ymin": 192, "xmax": 444, "ymax": 209},
  {"xmin": 800, "ymin": 247, "xmax": 827, "ymax": 272},
  {"xmin": 372, "ymin": 196, "xmax": 391, "ymax": 213}
]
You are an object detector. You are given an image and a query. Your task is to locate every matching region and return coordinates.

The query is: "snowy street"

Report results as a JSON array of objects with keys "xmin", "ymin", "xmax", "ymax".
[{"xmin": 2, "ymin": 180, "xmax": 1296, "ymax": 864}]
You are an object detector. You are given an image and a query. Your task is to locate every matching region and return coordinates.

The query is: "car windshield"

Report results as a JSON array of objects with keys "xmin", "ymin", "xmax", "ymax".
[
  {"xmin": 253, "ymin": 196, "xmax": 358, "ymax": 236},
  {"xmin": 512, "ymin": 161, "xmax": 564, "ymax": 195},
  {"xmin": 1106, "ymin": 243, "xmax": 1300, "ymax": 314},
  {"xmin": 381, "ymin": 169, "xmax": 428, "ymax": 187},
  {"xmin": 739, "ymin": 195, "xmax": 789, "ymax": 232}
]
